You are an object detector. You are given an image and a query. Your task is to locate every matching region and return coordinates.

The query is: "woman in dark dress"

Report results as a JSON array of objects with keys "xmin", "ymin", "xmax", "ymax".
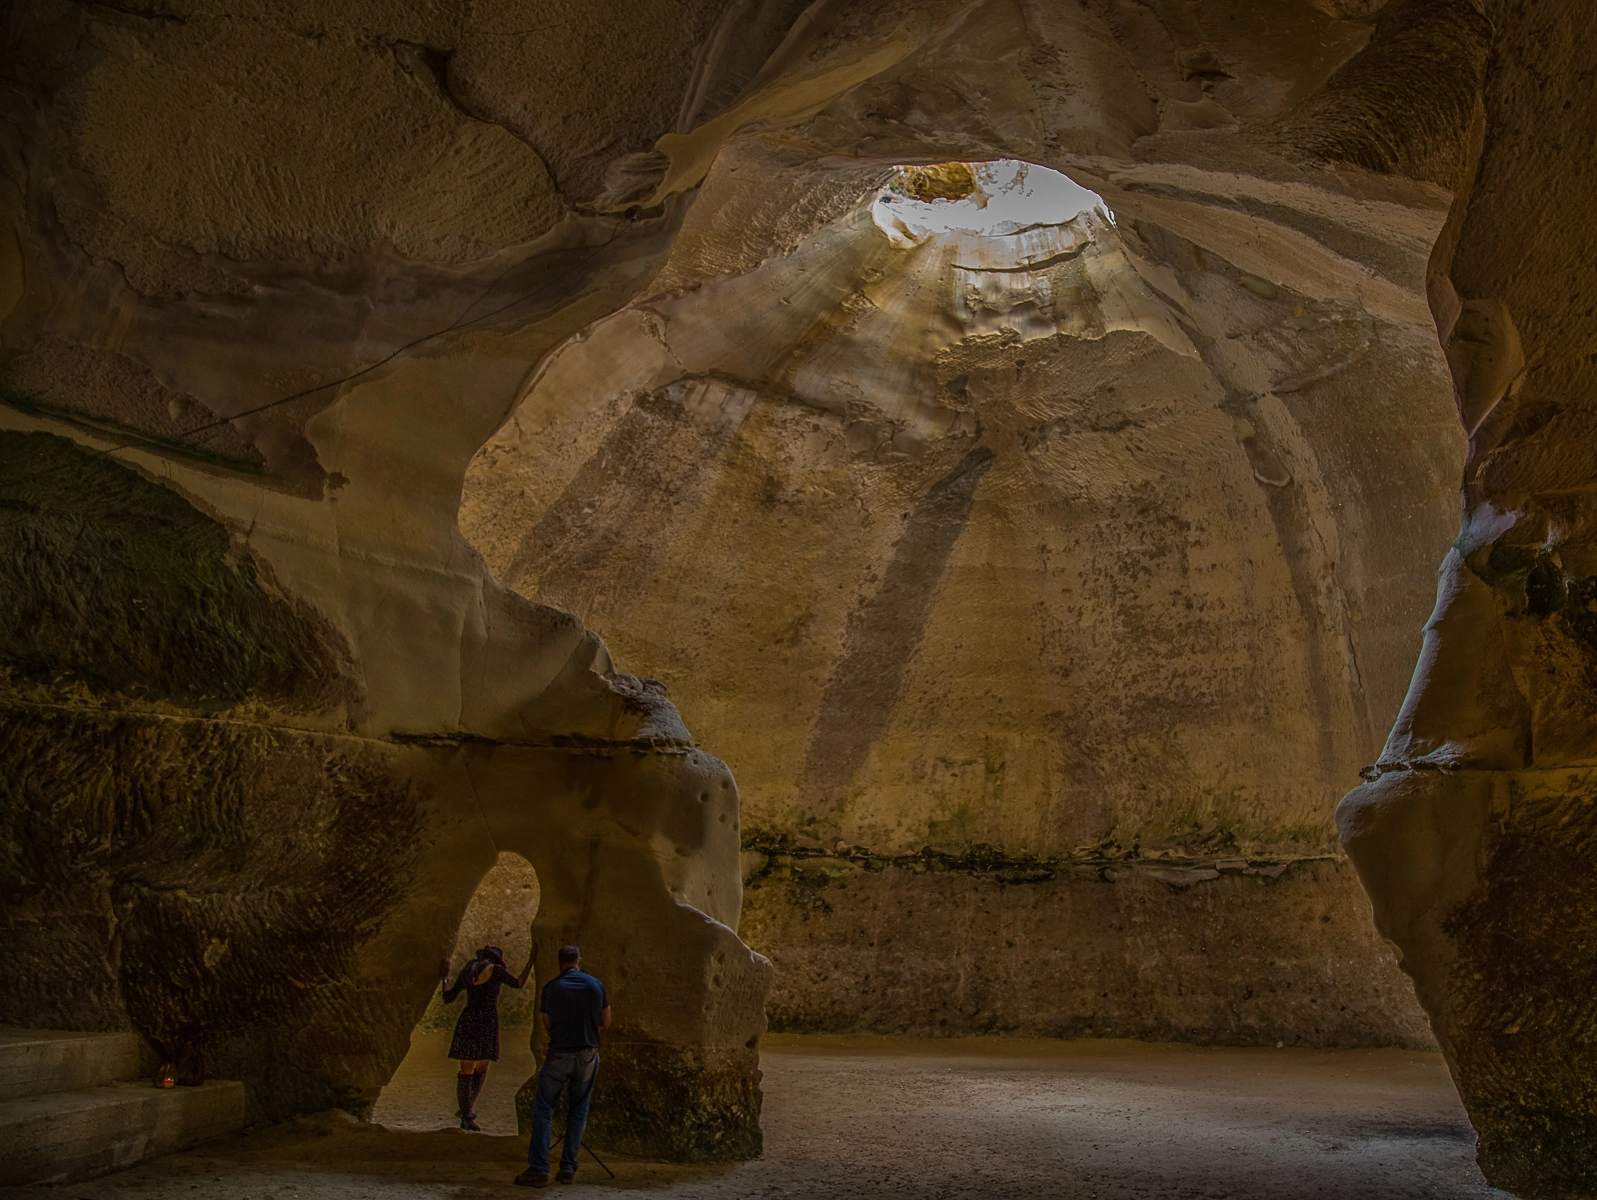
[{"xmin": 438, "ymin": 936, "xmax": 536, "ymax": 1130}]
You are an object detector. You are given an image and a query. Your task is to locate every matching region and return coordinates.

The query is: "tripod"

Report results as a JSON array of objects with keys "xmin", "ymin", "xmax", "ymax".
[{"xmin": 549, "ymin": 1129, "xmax": 616, "ymax": 1179}]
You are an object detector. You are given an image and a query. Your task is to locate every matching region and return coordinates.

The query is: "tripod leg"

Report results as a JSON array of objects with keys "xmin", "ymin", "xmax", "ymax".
[{"xmin": 581, "ymin": 1141, "xmax": 617, "ymax": 1179}]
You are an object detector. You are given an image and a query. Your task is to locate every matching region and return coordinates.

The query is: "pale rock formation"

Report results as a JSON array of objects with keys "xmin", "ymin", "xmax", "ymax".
[
  {"xmin": 463, "ymin": 144, "xmax": 1460, "ymax": 1045},
  {"xmin": 1335, "ymin": 3, "xmax": 1597, "ymax": 1194},
  {"xmin": 0, "ymin": 0, "xmax": 773, "ymax": 1160},
  {"xmin": 1, "ymin": 0, "xmax": 1595, "ymax": 1193}
]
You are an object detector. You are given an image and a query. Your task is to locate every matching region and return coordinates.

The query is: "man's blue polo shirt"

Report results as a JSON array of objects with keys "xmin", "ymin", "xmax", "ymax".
[{"xmin": 541, "ymin": 968, "xmax": 608, "ymax": 1052}]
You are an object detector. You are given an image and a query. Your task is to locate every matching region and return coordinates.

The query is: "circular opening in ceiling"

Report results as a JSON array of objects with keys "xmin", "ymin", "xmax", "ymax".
[{"xmin": 872, "ymin": 159, "xmax": 1113, "ymax": 247}]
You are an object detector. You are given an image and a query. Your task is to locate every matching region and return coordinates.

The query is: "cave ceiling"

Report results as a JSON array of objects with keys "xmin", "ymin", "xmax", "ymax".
[{"xmin": 6, "ymin": 0, "xmax": 1597, "ymax": 1195}]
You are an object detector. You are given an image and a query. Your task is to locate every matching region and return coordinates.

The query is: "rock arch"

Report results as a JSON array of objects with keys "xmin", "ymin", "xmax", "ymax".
[{"xmin": 0, "ymin": 0, "xmax": 1593, "ymax": 1192}]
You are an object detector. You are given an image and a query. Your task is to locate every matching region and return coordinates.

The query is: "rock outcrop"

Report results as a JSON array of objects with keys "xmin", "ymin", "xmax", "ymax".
[
  {"xmin": 463, "ymin": 153, "xmax": 1460, "ymax": 1048},
  {"xmin": 3, "ymin": 0, "xmax": 1596, "ymax": 1191},
  {"xmin": 0, "ymin": 0, "xmax": 772, "ymax": 1159},
  {"xmin": 1336, "ymin": 3, "xmax": 1597, "ymax": 1194}
]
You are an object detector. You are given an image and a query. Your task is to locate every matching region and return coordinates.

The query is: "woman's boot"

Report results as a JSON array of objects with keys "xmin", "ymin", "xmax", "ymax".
[
  {"xmin": 456, "ymin": 1074, "xmax": 480, "ymax": 1131},
  {"xmin": 469, "ymin": 1067, "xmax": 488, "ymax": 1113}
]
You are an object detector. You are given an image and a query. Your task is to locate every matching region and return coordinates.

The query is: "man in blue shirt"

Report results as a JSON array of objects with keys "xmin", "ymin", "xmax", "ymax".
[{"xmin": 515, "ymin": 945, "xmax": 611, "ymax": 1187}]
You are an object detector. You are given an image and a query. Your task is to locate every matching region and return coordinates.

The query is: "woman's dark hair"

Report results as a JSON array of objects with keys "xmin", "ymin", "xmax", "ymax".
[{"xmin": 476, "ymin": 945, "xmax": 506, "ymax": 967}]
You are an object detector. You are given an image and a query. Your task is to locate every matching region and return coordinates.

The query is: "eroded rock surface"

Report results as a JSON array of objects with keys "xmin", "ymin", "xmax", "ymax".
[
  {"xmin": 3, "ymin": 0, "xmax": 1595, "ymax": 1191},
  {"xmin": 464, "ymin": 151, "xmax": 1461, "ymax": 1047},
  {"xmin": 448, "ymin": 2, "xmax": 1591, "ymax": 1189},
  {"xmin": 1336, "ymin": 3, "xmax": 1597, "ymax": 1194},
  {"xmin": 1, "ymin": 0, "xmax": 773, "ymax": 1159}
]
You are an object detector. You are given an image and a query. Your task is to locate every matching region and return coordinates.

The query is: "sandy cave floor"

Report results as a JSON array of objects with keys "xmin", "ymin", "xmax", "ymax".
[{"xmin": 4, "ymin": 1032, "xmax": 1510, "ymax": 1199}]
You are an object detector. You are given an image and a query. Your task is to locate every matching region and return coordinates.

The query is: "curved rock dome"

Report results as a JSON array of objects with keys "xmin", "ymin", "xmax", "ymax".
[
  {"xmin": 1, "ymin": 0, "xmax": 1595, "ymax": 1194},
  {"xmin": 462, "ymin": 150, "xmax": 1461, "ymax": 1043}
]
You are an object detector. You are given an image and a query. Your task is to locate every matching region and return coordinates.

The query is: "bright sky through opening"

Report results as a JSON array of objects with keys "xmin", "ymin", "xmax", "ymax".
[{"xmin": 873, "ymin": 160, "xmax": 1112, "ymax": 247}]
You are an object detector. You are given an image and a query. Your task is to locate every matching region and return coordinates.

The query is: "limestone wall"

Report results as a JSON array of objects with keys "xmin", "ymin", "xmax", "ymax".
[
  {"xmin": 743, "ymin": 856, "xmax": 1430, "ymax": 1047},
  {"xmin": 462, "ymin": 146, "xmax": 1461, "ymax": 1047},
  {"xmin": 1335, "ymin": 2, "xmax": 1597, "ymax": 1193},
  {"xmin": 0, "ymin": 0, "xmax": 773, "ymax": 1157},
  {"xmin": 6, "ymin": 0, "xmax": 1597, "ymax": 1189}
]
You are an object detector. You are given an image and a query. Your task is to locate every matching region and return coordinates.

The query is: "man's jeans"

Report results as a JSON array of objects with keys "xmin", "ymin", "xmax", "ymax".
[{"xmin": 527, "ymin": 1048, "xmax": 600, "ymax": 1176}]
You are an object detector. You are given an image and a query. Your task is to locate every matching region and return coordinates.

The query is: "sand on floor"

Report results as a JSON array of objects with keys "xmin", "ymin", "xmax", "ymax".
[{"xmin": 0, "ymin": 1031, "xmax": 1511, "ymax": 1199}]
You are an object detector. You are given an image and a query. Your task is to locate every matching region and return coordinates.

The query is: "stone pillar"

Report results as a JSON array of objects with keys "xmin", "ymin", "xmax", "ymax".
[
  {"xmin": 472, "ymin": 743, "xmax": 771, "ymax": 1161},
  {"xmin": 1338, "ymin": 4, "xmax": 1597, "ymax": 1185}
]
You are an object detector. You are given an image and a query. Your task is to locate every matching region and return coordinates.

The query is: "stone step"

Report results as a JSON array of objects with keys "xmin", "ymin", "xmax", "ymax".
[
  {"xmin": 0, "ymin": 1028, "xmax": 142, "ymax": 1101},
  {"xmin": 0, "ymin": 1079, "xmax": 246, "ymax": 1185}
]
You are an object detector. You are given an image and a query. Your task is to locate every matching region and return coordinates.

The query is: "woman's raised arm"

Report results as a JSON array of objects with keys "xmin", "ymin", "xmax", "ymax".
[
  {"xmin": 440, "ymin": 958, "xmax": 467, "ymax": 1003},
  {"xmin": 513, "ymin": 936, "xmax": 539, "ymax": 989}
]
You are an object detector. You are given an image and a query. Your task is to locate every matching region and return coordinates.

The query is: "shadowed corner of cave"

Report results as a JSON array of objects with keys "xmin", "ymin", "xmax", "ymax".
[{"xmin": 0, "ymin": 1, "xmax": 1589, "ymax": 1197}]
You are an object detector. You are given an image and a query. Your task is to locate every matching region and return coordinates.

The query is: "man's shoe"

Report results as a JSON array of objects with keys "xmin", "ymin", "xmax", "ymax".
[
  {"xmin": 514, "ymin": 1169, "xmax": 550, "ymax": 1187},
  {"xmin": 556, "ymin": 1169, "xmax": 576, "ymax": 1183}
]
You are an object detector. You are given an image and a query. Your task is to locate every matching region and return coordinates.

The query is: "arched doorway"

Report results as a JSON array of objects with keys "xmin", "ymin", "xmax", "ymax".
[{"xmin": 372, "ymin": 853, "xmax": 541, "ymax": 1134}]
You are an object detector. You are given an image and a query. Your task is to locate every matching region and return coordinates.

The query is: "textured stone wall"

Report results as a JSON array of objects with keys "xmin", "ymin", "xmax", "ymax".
[
  {"xmin": 445, "ymin": 3, "xmax": 1583, "ymax": 1185},
  {"xmin": 463, "ymin": 113, "xmax": 1463, "ymax": 1046},
  {"xmin": 744, "ymin": 855, "xmax": 1431, "ymax": 1046},
  {"xmin": 0, "ymin": 0, "xmax": 774, "ymax": 1157},
  {"xmin": 5, "ymin": 0, "xmax": 1597, "ymax": 1190},
  {"xmin": 1335, "ymin": 2, "xmax": 1597, "ymax": 1194},
  {"xmin": 0, "ymin": 418, "xmax": 771, "ymax": 1147}
]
